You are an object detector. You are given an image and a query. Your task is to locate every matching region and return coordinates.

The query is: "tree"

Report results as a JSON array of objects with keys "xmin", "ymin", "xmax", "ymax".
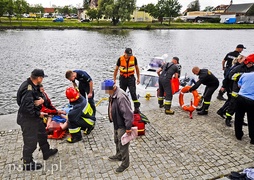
[
  {"xmin": 203, "ymin": 6, "xmax": 213, "ymax": 12},
  {"xmin": 14, "ymin": 0, "xmax": 28, "ymax": 23},
  {"xmin": 187, "ymin": 0, "xmax": 200, "ymax": 12},
  {"xmin": 0, "ymin": 0, "xmax": 8, "ymax": 22},
  {"xmin": 87, "ymin": 8, "xmax": 102, "ymax": 22},
  {"xmin": 150, "ymin": 0, "xmax": 182, "ymax": 24},
  {"xmin": 6, "ymin": 0, "xmax": 14, "ymax": 23},
  {"xmin": 139, "ymin": 3, "xmax": 156, "ymax": 14},
  {"xmin": 83, "ymin": 0, "xmax": 90, "ymax": 10},
  {"xmin": 98, "ymin": 0, "xmax": 136, "ymax": 25}
]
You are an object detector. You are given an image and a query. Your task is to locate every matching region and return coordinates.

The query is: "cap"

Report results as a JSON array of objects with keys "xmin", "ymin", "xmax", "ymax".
[
  {"xmin": 173, "ymin": 57, "xmax": 179, "ymax": 63},
  {"xmin": 125, "ymin": 48, "xmax": 133, "ymax": 56},
  {"xmin": 244, "ymin": 54, "xmax": 254, "ymax": 65},
  {"xmin": 101, "ymin": 79, "xmax": 114, "ymax": 90},
  {"xmin": 236, "ymin": 44, "xmax": 246, "ymax": 49},
  {"xmin": 31, "ymin": 69, "xmax": 48, "ymax": 77}
]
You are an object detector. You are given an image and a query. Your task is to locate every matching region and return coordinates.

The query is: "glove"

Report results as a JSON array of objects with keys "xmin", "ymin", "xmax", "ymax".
[{"xmin": 231, "ymin": 72, "xmax": 242, "ymax": 81}]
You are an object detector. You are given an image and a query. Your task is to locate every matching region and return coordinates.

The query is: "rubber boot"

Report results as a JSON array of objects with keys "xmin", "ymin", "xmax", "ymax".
[
  {"xmin": 40, "ymin": 143, "xmax": 58, "ymax": 160},
  {"xmin": 196, "ymin": 103, "xmax": 204, "ymax": 111},
  {"xmin": 164, "ymin": 104, "xmax": 174, "ymax": 115},
  {"xmin": 225, "ymin": 116, "xmax": 232, "ymax": 127},
  {"xmin": 23, "ymin": 157, "xmax": 42, "ymax": 171},
  {"xmin": 158, "ymin": 99, "xmax": 164, "ymax": 108},
  {"xmin": 197, "ymin": 104, "xmax": 209, "ymax": 115},
  {"xmin": 217, "ymin": 109, "xmax": 225, "ymax": 119},
  {"xmin": 134, "ymin": 102, "xmax": 141, "ymax": 114},
  {"xmin": 217, "ymin": 90, "xmax": 227, "ymax": 101},
  {"xmin": 67, "ymin": 132, "xmax": 82, "ymax": 143}
]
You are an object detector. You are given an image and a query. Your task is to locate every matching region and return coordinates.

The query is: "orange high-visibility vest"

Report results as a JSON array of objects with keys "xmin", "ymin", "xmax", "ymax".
[{"xmin": 119, "ymin": 55, "xmax": 135, "ymax": 77}]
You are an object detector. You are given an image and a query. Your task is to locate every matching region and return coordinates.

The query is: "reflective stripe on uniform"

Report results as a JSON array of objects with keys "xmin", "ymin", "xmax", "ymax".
[
  {"xmin": 231, "ymin": 91, "xmax": 238, "ymax": 97},
  {"xmin": 82, "ymin": 117, "xmax": 95, "ymax": 126},
  {"xmin": 164, "ymin": 100, "xmax": 171, "ymax": 105},
  {"xmin": 69, "ymin": 127, "xmax": 81, "ymax": 134},
  {"xmin": 204, "ymin": 101, "xmax": 210, "ymax": 105}
]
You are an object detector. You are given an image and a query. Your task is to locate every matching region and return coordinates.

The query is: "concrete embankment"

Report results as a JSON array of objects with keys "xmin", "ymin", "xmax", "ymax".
[{"xmin": 0, "ymin": 97, "xmax": 253, "ymax": 179}]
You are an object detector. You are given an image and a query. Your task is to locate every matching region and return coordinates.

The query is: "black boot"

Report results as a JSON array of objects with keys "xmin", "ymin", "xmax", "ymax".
[
  {"xmin": 23, "ymin": 158, "xmax": 42, "ymax": 171},
  {"xmin": 134, "ymin": 102, "xmax": 141, "ymax": 113},
  {"xmin": 225, "ymin": 116, "xmax": 232, "ymax": 127},
  {"xmin": 217, "ymin": 109, "xmax": 225, "ymax": 119},
  {"xmin": 196, "ymin": 104, "xmax": 204, "ymax": 112},
  {"xmin": 217, "ymin": 90, "xmax": 227, "ymax": 101},
  {"xmin": 197, "ymin": 104, "xmax": 209, "ymax": 115},
  {"xmin": 66, "ymin": 132, "xmax": 82, "ymax": 143},
  {"xmin": 40, "ymin": 143, "xmax": 58, "ymax": 160},
  {"xmin": 158, "ymin": 98, "xmax": 164, "ymax": 108}
]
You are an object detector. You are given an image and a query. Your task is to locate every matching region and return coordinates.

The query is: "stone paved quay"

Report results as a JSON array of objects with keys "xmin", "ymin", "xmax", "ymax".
[{"xmin": 1, "ymin": 97, "xmax": 254, "ymax": 180}]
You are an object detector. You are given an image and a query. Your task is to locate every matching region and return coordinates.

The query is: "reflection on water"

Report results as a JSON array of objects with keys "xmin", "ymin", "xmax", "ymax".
[{"xmin": 0, "ymin": 29, "xmax": 253, "ymax": 115}]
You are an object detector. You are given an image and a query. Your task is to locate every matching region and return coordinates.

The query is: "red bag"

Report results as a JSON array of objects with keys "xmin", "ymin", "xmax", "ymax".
[
  {"xmin": 171, "ymin": 78, "xmax": 180, "ymax": 94},
  {"xmin": 132, "ymin": 113, "xmax": 145, "ymax": 136}
]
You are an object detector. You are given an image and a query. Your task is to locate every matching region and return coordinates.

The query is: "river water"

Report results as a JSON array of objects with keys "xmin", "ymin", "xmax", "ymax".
[{"xmin": 0, "ymin": 29, "xmax": 253, "ymax": 115}]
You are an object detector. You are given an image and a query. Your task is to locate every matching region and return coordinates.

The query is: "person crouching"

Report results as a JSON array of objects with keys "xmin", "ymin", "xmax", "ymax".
[{"xmin": 65, "ymin": 87, "xmax": 96, "ymax": 143}]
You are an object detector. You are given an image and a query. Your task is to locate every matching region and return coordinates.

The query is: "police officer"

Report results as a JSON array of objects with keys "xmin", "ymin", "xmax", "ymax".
[
  {"xmin": 65, "ymin": 87, "xmax": 96, "ymax": 143},
  {"xmin": 113, "ymin": 48, "xmax": 141, "ymax": 113},
  {"xmin": 217, "ymin": 44, "xmax": 246, "ymax": 101},
  {"xmin": 157, "ymin": 59, "xmax": 179, "ymax": 114},
  {"xmin": 189, "ymin": 67, "xmax": 219, "ymax": 115},
  {"xmin": 17, "ymin": 69, "xmax": 58, "ymax": 171},
  {"xmin": 65, "ymin": 70, "xmax": 96, "ymax": 115}
]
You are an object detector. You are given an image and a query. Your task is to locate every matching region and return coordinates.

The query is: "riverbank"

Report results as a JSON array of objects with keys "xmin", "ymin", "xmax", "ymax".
[
  {"xmin": 1, "ymin": 97, "xmax": 253, "ymax": 179},
  {"xmin": 1, "ymin": 20, "xmax": 254, "ymax": 30}
]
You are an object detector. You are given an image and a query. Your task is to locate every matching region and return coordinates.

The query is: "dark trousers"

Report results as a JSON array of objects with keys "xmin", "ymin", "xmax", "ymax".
[
  {"xmin": 218, "ymin": 91, "xmax": 232, "ymax": 113},
  {"xmin": 20, "ymin": 118, "xmax": 49, "ymax": 162},
  {"xmin": 68, "ymin": 118, "xmax": 95, "ymax": 138},
  {"xmin": 114, "ymin": 128, "xmax": 130, "ymax": 168},
  {"xmin": 158, "ymin": 78, "xmax": 172, "ymax": 102},
  {"xmin": 203, "ymin": 85, "xmax": 218, "ymax": 102},
  {"xmin": 235, "ymin": 95, "xmax": 254, "ymax": 141},
  {"xmin": 119, "ymin": 75, "xmax": 138, "ymax": 101}
]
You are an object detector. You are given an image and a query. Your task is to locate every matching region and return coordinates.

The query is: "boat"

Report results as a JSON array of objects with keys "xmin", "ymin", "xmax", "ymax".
[{"xmin": 136, "ymin": 55, "xmax": 195, "ymax": 99}]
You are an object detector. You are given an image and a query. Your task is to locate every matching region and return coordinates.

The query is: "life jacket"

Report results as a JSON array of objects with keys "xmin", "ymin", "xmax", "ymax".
[{"xmin": 119, "ymin": 55, "xmax": 135, "ymax": 77}]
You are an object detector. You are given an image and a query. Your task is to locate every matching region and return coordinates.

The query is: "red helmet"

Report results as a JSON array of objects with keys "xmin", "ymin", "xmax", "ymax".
[
  {"xmin": 244, "ymin": 54, "xmax": 254, "ymax": 65},
  {"xmin": 66, "ymin": 87, "xmax": 80, "ymax": 102}
]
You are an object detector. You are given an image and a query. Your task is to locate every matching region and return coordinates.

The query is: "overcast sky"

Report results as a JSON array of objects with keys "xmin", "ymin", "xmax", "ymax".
[{"xmin": 26, "ymin": 0, "xmax": 254, "ymax": 12}]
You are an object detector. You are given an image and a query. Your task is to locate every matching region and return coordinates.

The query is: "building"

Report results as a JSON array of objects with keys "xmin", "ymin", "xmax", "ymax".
[{"xmin": 224, "ymin": 3, "xmax": 254, "ymax": 22}]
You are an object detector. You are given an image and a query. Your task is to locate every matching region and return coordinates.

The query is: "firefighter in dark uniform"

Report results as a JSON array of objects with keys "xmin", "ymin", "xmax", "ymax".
[
  {"xmin": 189, "ymin": 67, "xmax": 219, "ymax": 115},
  {"xmin": 65, "ymin": 87, "xmax": 96, "ymax": 143},
  {"xmin": 16, "ymin": 69, "xmax": 58, "ymax": 171},
  {"xmin": 157, "ymin": 60, "xmax": 179, "ymax": 114},
  {"xmin": 224, "ymin": 54, "xmax": 254, "ymax": 126},
  {"xmin": 217, "ymin": 44, "xmax": 246, "ymax": 101},
  {"xmin": 113, "ymin": 48, "xmax": 141, "ymax": 113},
  {"xmin": 65, "ymin": 70, "xmax": 96, "ymax": 115}
]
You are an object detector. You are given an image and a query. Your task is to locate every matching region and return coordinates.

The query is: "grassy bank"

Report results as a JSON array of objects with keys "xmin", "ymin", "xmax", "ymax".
[{"xmin": 1, "ymin": 18, "xmax": 254, "ymax": 30}]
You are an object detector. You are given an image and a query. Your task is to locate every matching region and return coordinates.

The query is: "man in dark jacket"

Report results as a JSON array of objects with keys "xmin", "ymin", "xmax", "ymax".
[
  {"xmin": 65, "ymin": 87, "xmax": 96, "ymax": 143},
  {"xmin": 101, "ymin": 79, "xmax": 133, "ymax": 173},
  {"xmin": 189, "ymin": 67, "xmax": 219, "ymax": 115},
  {"xmin": 17, "ymin": 69, "xmax": 58, "ymax": 171},
  {"xmin": 157, "ymin": 60, "xmax": 179, "ymax": 114}
]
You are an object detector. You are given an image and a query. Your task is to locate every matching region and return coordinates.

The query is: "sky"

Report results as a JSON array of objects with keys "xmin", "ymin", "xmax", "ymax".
[{"xmin": 26, "ymin": 0, "xmax": 254, "ymax": 12}]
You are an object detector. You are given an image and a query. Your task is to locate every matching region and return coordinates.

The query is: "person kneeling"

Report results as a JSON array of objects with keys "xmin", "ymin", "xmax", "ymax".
[{"xmin": 65, "ymin": 87, "xmax": 96, "ymax": 143}]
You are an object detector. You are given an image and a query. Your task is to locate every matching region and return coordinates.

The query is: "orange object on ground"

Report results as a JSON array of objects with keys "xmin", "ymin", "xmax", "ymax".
[
  {"xmin": 132, "ymin": 113, "xmax": 145, "ymax": 136},
  {"xmin": 179, "ymin": 86, "xmax": 200, "ymax": 114}
]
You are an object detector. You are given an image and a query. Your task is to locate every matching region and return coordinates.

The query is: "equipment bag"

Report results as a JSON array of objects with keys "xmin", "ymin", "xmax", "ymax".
[{"xmin": 132, "ymin": 113, "xmax": 146, "ymax": 136}]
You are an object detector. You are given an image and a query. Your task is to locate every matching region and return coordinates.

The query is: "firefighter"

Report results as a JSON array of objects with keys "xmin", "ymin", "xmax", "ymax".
[
  {"xmin": 65, "ymin": 87, "xmax": 96, "ymax": 143},
  {"xmin": 189, "ymin": 67, "xmax": 219, "ymax": 115},
  {"xmin": 157, "ymin": 60, "xmax": 179, "ymax": 114},
  {"xmin": 113, "ymin": 48, "xmax": 141, "ymax": 113},
  {"xmin": 17, "ymin": 69, "xmax": 58, "ymax": 171}
]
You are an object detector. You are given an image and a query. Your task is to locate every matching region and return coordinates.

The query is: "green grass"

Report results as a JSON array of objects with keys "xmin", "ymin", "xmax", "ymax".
[{"xmin": 1, "ymin": 17, "xmax": 254, "ymax": 30}]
